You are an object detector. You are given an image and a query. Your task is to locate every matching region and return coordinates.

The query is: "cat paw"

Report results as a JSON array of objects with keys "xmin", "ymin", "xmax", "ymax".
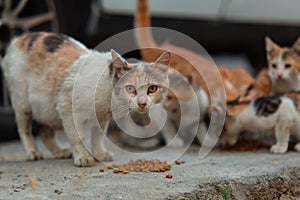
[
  {"xmin": 219, "ymin": 137, "xmax": 237, "ymax": 147},
  {"xmin": 54, "ymin": 149, "xmax": 72, "ymax": 159},
  {"xmin": 294, "ymin": 143, "xmax": 300, "ymax": 152},
  {"xmin": 168, "ymin": 137, "xmax": 184, "ymax": 148},
  {"xmin": 270, "ymin": 144, "xmax": 288, "ymax": 154},
  {"xmin": 26, "ymin": 150, "xmax": 43, "ymax": 161},
  {"xmin": 95, "ymin": 151, "xmax": 114, "ymax": 162},
  {"xmin": 74, "ymin": 155, "xmax": 95, "ymax": 167}
]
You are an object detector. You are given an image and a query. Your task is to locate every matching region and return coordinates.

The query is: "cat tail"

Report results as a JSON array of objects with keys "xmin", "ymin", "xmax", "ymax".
[{"xmin": 134, "ymin": 0, "xmax": 158, "ymax": 59}]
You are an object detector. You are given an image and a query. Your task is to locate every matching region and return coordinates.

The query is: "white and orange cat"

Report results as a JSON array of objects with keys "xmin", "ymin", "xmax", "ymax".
[
  {"xmin": 265, "ymin": 37, "xmax": 300, "ymax": 94},
  {"xmin": 134, "ymin": 0, "xmax": 232, "ymax": 149},
  {"xmin": 2, "ymin": 32, "xmax": 171, "ymax": 167},
  {"xmin": 221, "ymin": 92, "xmax": 300, "ymax": 154}
]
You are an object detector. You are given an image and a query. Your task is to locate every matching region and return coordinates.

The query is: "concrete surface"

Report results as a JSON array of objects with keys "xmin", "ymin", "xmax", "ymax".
[{"xmin": 1, "ymin": 135, "xmax": 300, "ymax": 200}]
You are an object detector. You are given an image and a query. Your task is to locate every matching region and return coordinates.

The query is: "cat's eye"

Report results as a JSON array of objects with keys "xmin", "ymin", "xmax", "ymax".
[
  {"xmin": 285, "ymin": 64, "xmax": 292, "ymax": 69},
  {"xmin": 125, "ymin": 85, "xmax": 136, "ymax": 94},
  {"xmin": 271, "ymin": 64, "xmax": 277, "ymax": 69},
  {"xmin": 148, "ymin": 85, "xmax": 158, "ymax": 94}
]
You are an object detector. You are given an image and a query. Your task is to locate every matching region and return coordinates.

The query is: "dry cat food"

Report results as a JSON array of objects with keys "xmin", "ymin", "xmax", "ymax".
[
  {"xmin": 106, "ymin": 158, "xmax": 171, "ymax": 173},
  {"xmin": 100, "ymin": 159, "xmax": 185, "ymax": 176},
  {"xmin": 99, "ymin": 168, "xmax": 105, "ymax": 172},
  {"xmin": 175, "ymin": 160, "xmax": 181, "ymax": 165},
  {"xmin": 166, "ymin": 174, "xmax": 173, "ymax": 179}
]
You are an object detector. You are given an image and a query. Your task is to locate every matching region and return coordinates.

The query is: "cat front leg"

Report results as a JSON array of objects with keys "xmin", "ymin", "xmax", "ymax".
[
  {"xmin": 58, "ymin": 105, "xmax": 95, "ymax": 167},
  {"xmin": 91, "ymin": 120, "xmax": 113, "ymax": 162},
  {"xmin": 271, "ymin": 123, "xmax": 291, "ymax": 154},
  {"xmin": 63, "ymin": 119, "xmax": 95, "ymax": 167}
]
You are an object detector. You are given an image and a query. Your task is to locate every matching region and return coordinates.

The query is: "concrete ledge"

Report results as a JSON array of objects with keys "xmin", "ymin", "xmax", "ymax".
[{"xmin": 0, "ymin": 139, "xmax": 300, "ymax": 199}]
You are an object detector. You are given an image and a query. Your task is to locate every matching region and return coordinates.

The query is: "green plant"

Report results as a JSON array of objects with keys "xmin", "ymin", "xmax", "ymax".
[{"xmin": 218, "ymin": 185, "xmax": 232, "ymax": 200}]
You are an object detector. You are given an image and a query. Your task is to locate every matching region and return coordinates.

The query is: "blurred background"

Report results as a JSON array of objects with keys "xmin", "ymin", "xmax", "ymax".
[{"xmin": 1, "ymin": 0, "xmax": 300, "ymax": 141}]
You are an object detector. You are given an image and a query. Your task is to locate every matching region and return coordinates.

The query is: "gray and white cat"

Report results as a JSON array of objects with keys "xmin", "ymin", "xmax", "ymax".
[
  {"xmin": 2, "ymin": 32, "xmax": 170, "ymax": 167},
  {"xmin": 221, "ymin": 92, "xmax": 300, "ymax": 154},
  {"xmin": 118, "ymin": 71, "xmax": 210, "ymax": 149}
]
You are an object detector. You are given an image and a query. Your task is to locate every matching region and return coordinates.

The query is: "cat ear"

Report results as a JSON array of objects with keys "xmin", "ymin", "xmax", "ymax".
[
  {"xmin": 153, "ymin": 51, "xmax": 171, "ymax": 73},
  {"xmin": 111, "ymin": 49, "xmax": 131, "ymax": 78},
  {"xmin": 291, "ymin": 37, "xmax": 300, "ymax": 57},
  {"xmin": 265, "ymin": 37, "xmax": 279, "ymax": 58}
]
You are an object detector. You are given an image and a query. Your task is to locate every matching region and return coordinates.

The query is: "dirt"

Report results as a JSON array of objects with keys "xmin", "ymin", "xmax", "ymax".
[{"xmin": 169, "ymin": 167, "xmax": 300, "ymax": 200}]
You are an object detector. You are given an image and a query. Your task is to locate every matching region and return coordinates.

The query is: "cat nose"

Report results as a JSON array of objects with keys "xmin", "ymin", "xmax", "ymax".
[
  {"xmin": 277, "ymin": 74, "xmax": 283, "ymax": 80},
  {"xmin": 138, "ymin": 103, "xmax": 147, "ymax": 109}
]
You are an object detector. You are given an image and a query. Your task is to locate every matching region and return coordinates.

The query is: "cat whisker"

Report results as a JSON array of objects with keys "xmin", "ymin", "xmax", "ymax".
[{"xmin": 112, "ymin": 106, "xmax": 130, "ymax": 118}]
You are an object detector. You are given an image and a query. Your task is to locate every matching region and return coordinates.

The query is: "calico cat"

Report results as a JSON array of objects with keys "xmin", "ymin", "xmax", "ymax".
[
  {"xmin": 221, "ymin": 92, "xmax": 300, "ymax": 154},
  {"xmin": 265, "ymin": 37, "xmax": 300, "ymax": 94},
  {"xmin": 2, "ymin": 32, "xmax": 170, "ymax": 167}
]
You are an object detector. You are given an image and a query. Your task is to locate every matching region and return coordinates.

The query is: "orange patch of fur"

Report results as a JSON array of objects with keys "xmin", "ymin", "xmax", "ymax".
[
  {"xmin": 16, "ymin": 32, "xmax": 87, "ymax": 94},
  {"xmin": 218, "ymin": 67, "xmax": 260, "ymax": 101},
  {"xmin": 255, "ymin": 68, "xmax": 272, "ymax": 96}
]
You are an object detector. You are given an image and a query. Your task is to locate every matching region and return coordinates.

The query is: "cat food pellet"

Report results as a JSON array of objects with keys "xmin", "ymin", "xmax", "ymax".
[
  {"xmin": 160, "ymin": 168, "xmax": 166, "ymax": 172},
  {"xmin": 166, "ymin": 174, "xmax": 173, "ymax": 179},
  {"xmin": 107, "ymin": 166, "xmax": 114, "ymax": 169},
  {"xmin": 109, "ymin": 158, "xmax": 169, "ymax": 174},
  {"xmin": 99, "ymin": 168, "xmax": 105, "ymax": 172},
  {"xmin": 113, "ymin": 169, "xmax": 120, "ymax": 174},
  {"xmin": 175, "ymin": 160, "xmax": 181, "ymax": 165},
  {"xmin": 165, "ymin": 165, "xmax": 171, "ymax": 171}
]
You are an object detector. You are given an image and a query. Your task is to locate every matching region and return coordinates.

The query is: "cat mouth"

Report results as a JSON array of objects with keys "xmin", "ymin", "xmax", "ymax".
[
  {"xmin": 172, "ymin": 108, "xmax": 178, "ymax": 113},
  {"xmin": 137, "ymin": 107, "xmax": 149, "ymax": 113}
]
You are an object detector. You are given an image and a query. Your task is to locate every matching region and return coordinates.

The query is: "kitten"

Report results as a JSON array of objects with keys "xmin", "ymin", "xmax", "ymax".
[
  {"xmin": 265, "ymin": 36, "xmax": 300, "ymax": 94},
  {"xmin": 160, "ymin": 71, "xmax": 209, "ymax": 147},
  {"xmin": 221, "ymin": 92, "xmax": 300, "ymax": 154},
  {"xmin": 2, "ymin": 32, "xmax": 170, "ymax": 167}
]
